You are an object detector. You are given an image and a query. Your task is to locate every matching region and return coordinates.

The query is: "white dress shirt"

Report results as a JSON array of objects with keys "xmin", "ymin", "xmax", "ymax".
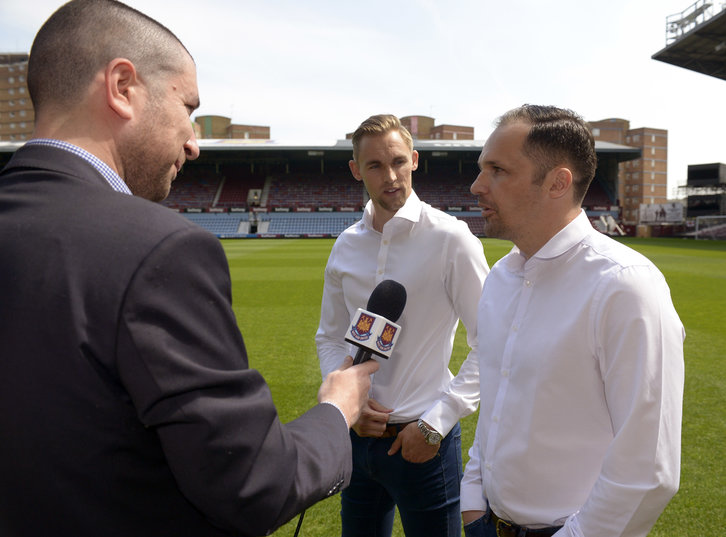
[
  {"xmin": 316, "ymin": 191, "xmax": 489, "ymax": 435},
  {"xmin": 461, "ymin": 210, "xmax": 685, "ymax": 537}
]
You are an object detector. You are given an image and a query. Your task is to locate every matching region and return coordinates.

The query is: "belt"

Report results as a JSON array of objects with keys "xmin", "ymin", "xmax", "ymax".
[
  {"xmin": 488, "ymin": 507, "xmax": 562, "ymax": 537},
  {"xmin": 378, "ymin": 421, "xmax": 416, "ymax": 438}
]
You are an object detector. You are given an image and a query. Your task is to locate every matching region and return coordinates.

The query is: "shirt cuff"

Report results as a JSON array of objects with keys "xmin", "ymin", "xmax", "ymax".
[
  {"xmin": 320, "ymin": 401, "xmax": 349, "ymax": 430},
  {"xmin": 460, "ymin": 482, "xmax": 487, "ymax": 512}
]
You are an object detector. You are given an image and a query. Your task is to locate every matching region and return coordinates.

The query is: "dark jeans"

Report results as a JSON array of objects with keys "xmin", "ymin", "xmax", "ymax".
[
  {"xmin": 340, "ymin": 423, "xmax": 462, "ymax": 537},
  {"xmin": 463, "ymin": 514, "xmax": 492, "ymax": 537}
]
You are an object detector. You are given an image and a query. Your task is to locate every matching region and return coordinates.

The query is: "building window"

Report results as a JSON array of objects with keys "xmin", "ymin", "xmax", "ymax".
[{"xmin": 8, "ymin": 76, "xmax": 14, "ymax": 83}]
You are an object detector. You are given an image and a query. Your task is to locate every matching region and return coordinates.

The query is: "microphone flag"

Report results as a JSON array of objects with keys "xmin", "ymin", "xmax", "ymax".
[{"xmin": 345, "ymin": 308, "xmax": 401, "ymax": 360}]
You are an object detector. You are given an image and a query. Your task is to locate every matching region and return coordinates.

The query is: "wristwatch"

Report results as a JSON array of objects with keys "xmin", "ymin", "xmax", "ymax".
[{"xmin": 417, "ymin": 419, "xmax": 443, "ymax": 445}]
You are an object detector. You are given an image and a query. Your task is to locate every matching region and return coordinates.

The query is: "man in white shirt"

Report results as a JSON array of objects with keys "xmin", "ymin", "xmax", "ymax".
[
  {"xmin": 461, "ymin": 104, "xmax": 684, "ymax": 537},
  {"xmin": 316, "ymin": 114, "xmax": 489, "ymax": 536}
]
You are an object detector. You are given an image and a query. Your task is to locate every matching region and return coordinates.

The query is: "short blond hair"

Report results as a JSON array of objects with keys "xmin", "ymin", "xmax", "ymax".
[{"xmin": 351, "ymin": 114, "xmax": 414, "ymax": 162}]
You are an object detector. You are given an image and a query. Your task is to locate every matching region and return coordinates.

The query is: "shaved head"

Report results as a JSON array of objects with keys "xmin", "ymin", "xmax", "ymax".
[{"xmin": 28, "ymin": 0, "xmax": 192, "ymax": 114}]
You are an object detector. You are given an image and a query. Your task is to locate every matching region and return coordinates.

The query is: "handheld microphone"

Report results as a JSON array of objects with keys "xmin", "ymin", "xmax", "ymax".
[{"xmin": 346, "ymin": 280, "xmax": 407, "ymax": 365}]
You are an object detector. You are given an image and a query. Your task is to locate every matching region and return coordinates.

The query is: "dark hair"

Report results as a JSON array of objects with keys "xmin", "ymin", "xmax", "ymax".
[
  {"xmin": 497, "ymin": 104, "xmax": 597, "ymax": 205},
  {"xmin": 28, "ymin": 0, "xmax": 191, "ymax": 113},
  {"xmin": 351, "ymin": 114, "xmax": 414, "ymax": 162}
]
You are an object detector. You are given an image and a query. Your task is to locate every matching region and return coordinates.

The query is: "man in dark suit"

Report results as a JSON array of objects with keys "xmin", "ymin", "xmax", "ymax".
[{"xmin": 0, "ymin": 1, "xmax": 378, "ymax": 536}]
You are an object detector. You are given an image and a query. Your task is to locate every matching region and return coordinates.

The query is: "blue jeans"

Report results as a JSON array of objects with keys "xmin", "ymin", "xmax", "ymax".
[
  {"xmin": 340, "ymin": 423, "xmax": 462, "ymax": 537},
  {"xmin": 463, "ymin": 514, "xmax": 493, "ymax": 537},
  {"xmin": 463, "ymin": 508, "xmax": 563, "ymax": 537}
]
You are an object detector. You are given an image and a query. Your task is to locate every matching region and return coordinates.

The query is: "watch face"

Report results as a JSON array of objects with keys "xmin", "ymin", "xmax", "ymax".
[{"xmin": 418, "ymin": 420, "xmax": 442, "ymax": 445}]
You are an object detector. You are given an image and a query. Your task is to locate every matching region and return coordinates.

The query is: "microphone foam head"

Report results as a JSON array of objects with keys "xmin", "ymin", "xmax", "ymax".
[{"xmin": 366, "ymin": 279, "xmax": 407, "ymax": 322}]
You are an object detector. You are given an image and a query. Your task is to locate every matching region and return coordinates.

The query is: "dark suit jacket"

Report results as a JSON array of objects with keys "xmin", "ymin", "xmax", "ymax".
[{"xmin": 0, "ymin": 144, "xmax": 349, "ymax": 536}]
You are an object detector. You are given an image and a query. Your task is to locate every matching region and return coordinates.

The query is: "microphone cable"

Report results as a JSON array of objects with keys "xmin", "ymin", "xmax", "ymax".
[{"xmin": 293, "ymin": 509, "xmax": 305, "ymax": 537}]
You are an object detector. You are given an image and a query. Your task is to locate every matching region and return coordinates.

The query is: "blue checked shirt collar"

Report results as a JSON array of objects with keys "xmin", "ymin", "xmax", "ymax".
[{"xmin": 25, "ymin": 138, "xmax": 132, "ymax": 195}]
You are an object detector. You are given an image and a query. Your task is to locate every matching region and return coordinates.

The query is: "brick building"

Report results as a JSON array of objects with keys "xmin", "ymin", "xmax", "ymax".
[
  {"xmin": 590, "ymin": 118, "xmax": 668, "ymax": 224},
  {"xmin": 0, "ymin": 53, "xmax": 33, "ymax": 142},
  {"xmin": 401, "ymin": 115, "xmax": 474, "ymax": 140},
  {"xmin": 195, "ymin": 115, "xmax": 270, "ymax": 140}
]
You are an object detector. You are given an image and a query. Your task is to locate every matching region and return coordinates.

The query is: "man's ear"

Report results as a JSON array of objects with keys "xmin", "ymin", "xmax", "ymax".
[
  {"xmin": 411, "ymin": 149, "xmax": 419, "ymax": 171},
  {"xmin": 349, "ymin": 159, "xmax": 363, "ymax": 181},
  {"xmin": 548, "ymin": 167, "xmax": 573, "ymax": 200},
  {"xmin": 105, "ymin": 58, "xmax": 139, "ymax": 120}
]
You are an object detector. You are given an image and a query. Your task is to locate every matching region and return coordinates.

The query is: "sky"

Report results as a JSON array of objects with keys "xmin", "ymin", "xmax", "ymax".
[{"xmin": 1, "ymin": 0, "xmax": 724, "ymax": 197}]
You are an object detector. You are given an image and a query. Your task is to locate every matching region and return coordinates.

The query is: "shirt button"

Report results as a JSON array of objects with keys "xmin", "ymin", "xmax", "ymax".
[
  {"xmin": 383, "ymin": 240, "xmax": 389, "ymax": 245},
  {"xmin": 501, "ymin": 369, "xmax": 509, "ymax": 377},
  {"xmin": 492, "ymin": 415, "xmax": 499, "ymax": 423},
  {"xmin": 525, "ymin": 280, "xmax": 532, "ymax": 287}
]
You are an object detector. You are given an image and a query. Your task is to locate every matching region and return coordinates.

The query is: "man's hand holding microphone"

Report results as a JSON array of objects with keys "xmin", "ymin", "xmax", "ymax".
[{"xmin": 318, "ymin": 355, "xmax": 379, "ymax": 428}]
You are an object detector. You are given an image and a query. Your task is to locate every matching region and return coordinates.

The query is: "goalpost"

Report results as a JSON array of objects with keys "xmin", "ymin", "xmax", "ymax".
[{"xmin": 693, "ymin": 215, "xmax": 726, "ymax": 240}]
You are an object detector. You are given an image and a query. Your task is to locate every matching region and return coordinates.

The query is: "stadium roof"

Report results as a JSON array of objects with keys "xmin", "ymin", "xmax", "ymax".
[
  {"xmin": 652, "ymin": 2, "xmax": 726, "ymax": 81},
  {"xmin": 0, "ymin": 138, "xmax": 641, "ymax": 162}
]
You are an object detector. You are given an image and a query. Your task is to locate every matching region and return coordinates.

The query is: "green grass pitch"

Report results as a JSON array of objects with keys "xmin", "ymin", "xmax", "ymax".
[{"xmin": 222, "ymin": 237, "xmax": 726, "ymax": 537}]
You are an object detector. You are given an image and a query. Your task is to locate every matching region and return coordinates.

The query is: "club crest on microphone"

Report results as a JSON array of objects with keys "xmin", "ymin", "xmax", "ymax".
[
  {"xmin": 376, "ymin": 323, "xmax": 398, "ymax": 352},
  {"xmin": 350, "ymin": 312, "xmax": 375, "ymax": 341}
]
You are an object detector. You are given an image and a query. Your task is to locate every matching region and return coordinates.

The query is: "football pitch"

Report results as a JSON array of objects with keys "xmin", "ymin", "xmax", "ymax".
[{"xmin": 221, "ymin": 236, "xmax": 726, "ymax": 537}]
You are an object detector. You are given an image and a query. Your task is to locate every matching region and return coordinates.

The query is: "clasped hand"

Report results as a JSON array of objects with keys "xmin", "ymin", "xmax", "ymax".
[{"xmin": 353, "ymin": 399, "xmax": 440, "ymax": 463}]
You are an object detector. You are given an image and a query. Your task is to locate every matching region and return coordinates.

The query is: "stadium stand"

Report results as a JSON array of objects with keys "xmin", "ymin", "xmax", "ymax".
[
  {"xmin": 583, "ymin": 177, "xmax": 615, "ymax": 208},
  {"xmin": 261, "ymin": 212, "xmax": 363, "ymax": 235},
  {"xmin": 215, "ymin": 163, "xmax": 266, "ymax": 209},
  {"xmin": 180, "ymin": 212, "xmax": 248, "ymax": 237},
  {"xmin": 414, "ymin": 173, "xmax": 478, "ymax": 210},
  {"xmin": 457, "ymin": 212, "xmax": 486, "ymax": 236},
  {"xmin": 266, "ymin": 173, "xmax": 365, "ymax": 210},
  {"xmin": 167, "ymin": 168, "xmax": 490, "ymax": 237},
  {"xmin": 152, "ymin": 138, "xmax": 638, "ymax": 238},
  {"xmin": 164, "ymin": 166, "xmax": 220, "ymax": 208}
]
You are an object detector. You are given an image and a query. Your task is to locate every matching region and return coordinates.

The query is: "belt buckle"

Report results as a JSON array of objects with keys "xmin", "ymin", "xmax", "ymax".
[{"xmin": 496, "ymin": 518, "xmax": 516, "ymax": 537}]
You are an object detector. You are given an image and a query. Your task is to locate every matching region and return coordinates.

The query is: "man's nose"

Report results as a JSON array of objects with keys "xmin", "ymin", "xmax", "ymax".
[
  {"xmin": 470, "ymin": 172, "xmax": 486, "ymax": 195},
  {"xmin": 185, "ymin": 131, "xmax": 200, "ymax": 161}
]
